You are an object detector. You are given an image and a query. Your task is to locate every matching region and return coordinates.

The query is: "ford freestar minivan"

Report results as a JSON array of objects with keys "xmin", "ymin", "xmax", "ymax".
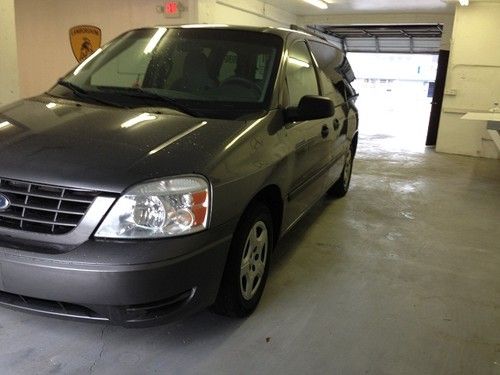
[{"xmin": 0, "ymin": 25, "xmax": 358, "ymax": 326}]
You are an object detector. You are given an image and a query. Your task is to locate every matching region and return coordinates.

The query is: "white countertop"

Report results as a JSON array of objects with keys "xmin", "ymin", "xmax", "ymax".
[{"xmin": 461, "ymin": 112, "xmax": 500, "ymax": 121}]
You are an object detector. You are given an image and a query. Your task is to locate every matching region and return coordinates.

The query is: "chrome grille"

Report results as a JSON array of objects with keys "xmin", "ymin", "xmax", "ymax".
[{"xmin": 0, "ymin": 177, "xmax": 99, "ymax": 235}]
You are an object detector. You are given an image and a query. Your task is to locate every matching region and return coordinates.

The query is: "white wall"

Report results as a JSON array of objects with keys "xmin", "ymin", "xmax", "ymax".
[
  {"xmin": 436, "ymin": 1, "xmax": 500, "ymax": 159},
  {"xmin": 211, "ymin": 0, "xmax": 297, "ymax": 27},
  {"xmin": 0, "ymin": 0, "xmax": 20, "ymax": 106},
  {"xmin": 12, "ymin": 0, "xmax": 296, "ymax": 100},
  {"xmin": 194, "ymin": 0, "xmax": 297, "ymax": 27},
  {"xmin": 14, "ymin": 0, "xmax": 195, "ymax": 99}
]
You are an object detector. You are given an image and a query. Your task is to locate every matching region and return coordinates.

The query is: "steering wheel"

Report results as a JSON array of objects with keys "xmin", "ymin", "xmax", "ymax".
[{"xmin": 220, "ymin": 76, "xmax": 262, "ymax": 95}]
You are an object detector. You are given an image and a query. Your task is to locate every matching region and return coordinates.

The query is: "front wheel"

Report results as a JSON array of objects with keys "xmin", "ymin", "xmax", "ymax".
[
  {"xmin": 327, "ymin": 146, "xmax": 354, "ymax": 198},
  {"xmin": 211, "ymin": 202, "xmax": 273, "ymax": 317}
]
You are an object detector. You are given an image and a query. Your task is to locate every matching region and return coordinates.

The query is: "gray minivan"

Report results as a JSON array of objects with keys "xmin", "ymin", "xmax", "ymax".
[{"xmin": 0, "ymin": 25, "xmax": 358, "ymax": 326}]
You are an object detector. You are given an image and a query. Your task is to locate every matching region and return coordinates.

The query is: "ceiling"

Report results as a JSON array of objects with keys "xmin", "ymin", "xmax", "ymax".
[{"xmin": 262, "ymin": 0, "xmax": 456, "ymax": 15}]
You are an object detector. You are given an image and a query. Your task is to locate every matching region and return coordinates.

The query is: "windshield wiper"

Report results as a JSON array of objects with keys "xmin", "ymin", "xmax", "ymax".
[
  {"xmin": 56, "ymin": 79, "xmax": 128, "ymax": 108},
  {"xmin": 111, "ymin": 88, "xmax": 201, "ymax": 117}
]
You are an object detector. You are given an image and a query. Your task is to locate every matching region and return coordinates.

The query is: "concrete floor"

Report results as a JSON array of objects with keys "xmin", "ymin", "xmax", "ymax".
[{"xmin": 1, "ymin": 123, "xmax": 500, "ymax": 373}]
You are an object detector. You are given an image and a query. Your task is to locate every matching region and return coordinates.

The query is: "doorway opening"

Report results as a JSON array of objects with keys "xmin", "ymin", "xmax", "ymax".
[
  {"xmin": 307, "ymin": 24, "xmax": 446, "ymax": 151},
  {"xmin": 348, "ymin": 53, "xmax": 438, "ymax": 152}
]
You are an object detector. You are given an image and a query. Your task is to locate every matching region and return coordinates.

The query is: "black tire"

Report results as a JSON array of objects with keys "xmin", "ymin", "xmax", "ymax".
[
  {"xmin": 328, "ymin": 144, "xmax": 354, "ymax": 198},
  {"xmin": 211, "ymin": 202, "xmax": 273, "ymax": 318}
]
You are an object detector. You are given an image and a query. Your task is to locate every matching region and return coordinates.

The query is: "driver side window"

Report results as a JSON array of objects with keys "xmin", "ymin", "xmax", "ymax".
[{"xmin": 286, "ymin": 41, "xmax": 319, "ymax": 107}]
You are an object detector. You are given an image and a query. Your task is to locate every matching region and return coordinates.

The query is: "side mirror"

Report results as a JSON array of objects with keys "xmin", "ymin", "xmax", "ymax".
[{"xmin": 286, "ymin": 95, "xmax": 335, "ymax": 122}]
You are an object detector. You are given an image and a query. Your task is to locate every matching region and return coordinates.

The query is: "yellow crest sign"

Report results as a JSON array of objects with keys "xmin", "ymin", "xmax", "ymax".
[{"xmin": 69, "ymin": 25, "xmax": 102, "ymax": 63}]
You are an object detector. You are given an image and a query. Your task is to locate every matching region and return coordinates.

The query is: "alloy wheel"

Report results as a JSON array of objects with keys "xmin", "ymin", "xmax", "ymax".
[
  {"xmin": 343, "ymin": 149, "xmax": 353, "ymax": 190},
  {"xmin": 240, "ymin": 221, "xmax": 268, "ymax": 301}
]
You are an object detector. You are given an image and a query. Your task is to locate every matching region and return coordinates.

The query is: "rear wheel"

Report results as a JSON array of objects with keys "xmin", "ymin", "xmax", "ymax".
[
  {"xmin": 212, "ymin": 202, "xmax": 273, "ymax": 317},
  {"xmin": 328, "ymin": 144, "xmax": 354, "ymax": 198}
]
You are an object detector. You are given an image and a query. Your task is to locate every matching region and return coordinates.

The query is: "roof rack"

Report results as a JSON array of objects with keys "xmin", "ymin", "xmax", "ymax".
[
  {"xmin": 290, "ymin": 24, "xmax": 328, "ymax": 41},
  {"xmin": 290, "ymin": 24, "xmax": 345, "ymax": 51}
]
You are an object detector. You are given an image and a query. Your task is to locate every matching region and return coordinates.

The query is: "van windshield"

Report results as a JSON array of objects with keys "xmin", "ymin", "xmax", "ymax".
[{"xmin": 50, "ymin": 28, "xmax": 283, "ymax": 119}]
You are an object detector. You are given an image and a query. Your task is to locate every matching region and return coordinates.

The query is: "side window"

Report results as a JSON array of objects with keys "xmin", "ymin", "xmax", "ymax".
[
  {"xmin": 329, "ymin": 71, "xmax": 347, "ymax": 105},
  {"xmin": 308, "ymin": 41, "xmax": 345, "ymax": 105},
  {"xmin": 318, "ymin": 71, "xmax": 336, "ymax": 97},
  {"xmin": 286, "ymin": 41, "xmax": 319, "ymax": 107},
  {"xmin": 342, "ymin": 79, "xmax": 358, "ymax": 101}
]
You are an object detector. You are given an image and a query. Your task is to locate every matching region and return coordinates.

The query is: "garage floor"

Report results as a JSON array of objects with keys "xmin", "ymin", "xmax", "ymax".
[{"xmin": 1, "ymin": 131, "xmax": 499, "ymax": 374}]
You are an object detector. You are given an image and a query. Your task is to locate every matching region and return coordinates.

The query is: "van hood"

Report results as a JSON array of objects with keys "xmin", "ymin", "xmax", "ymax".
[{"xmin": 0, "ymin": 96, "xmax": 248, "ymax": 193}]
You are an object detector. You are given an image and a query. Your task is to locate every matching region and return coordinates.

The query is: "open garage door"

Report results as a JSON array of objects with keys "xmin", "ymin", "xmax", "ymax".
[
  {"xmin": 305, "ymin": 23, "xmax": 447, "ymax": 147},
  {"xmin": 320, "ymin": 24, "xmax": 443, "ymax": 54}
]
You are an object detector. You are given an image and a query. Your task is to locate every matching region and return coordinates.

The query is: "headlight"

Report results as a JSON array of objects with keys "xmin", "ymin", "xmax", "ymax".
[{"xmin": 95, "ymin": 176, "xmax": 210, "ymax": 239}]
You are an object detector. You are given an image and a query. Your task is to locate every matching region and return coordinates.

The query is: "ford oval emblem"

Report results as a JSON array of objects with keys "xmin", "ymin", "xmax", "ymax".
[{"xmin": 0, "ymin": 193, "xmax": 10, "ymax": 211}]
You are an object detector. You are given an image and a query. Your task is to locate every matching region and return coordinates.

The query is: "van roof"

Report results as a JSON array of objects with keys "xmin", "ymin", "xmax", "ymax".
[{"xmin": 154, "ymin": 24, "xmax": 334, "ymax": 45}]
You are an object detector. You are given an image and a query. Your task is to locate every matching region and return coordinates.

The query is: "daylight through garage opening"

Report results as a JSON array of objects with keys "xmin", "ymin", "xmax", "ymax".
[{"xmin": 308, "ymin": 24, "xmax": 445, "ymax": 151}]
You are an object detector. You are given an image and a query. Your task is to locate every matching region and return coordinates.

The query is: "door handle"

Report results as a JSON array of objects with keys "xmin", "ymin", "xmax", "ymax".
[
  {"xmin": 321, "ymin": 125, "xmax": 330, "ymax": 139},
  {"xmin": 333, "ymin": 119, "xmax": 340, "ymax": 130}
]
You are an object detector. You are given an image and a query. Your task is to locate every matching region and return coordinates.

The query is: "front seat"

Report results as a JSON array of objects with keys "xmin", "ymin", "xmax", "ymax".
[{"xmin": 170, "ymin": 52, "xmax": 216, "ymax": 93}]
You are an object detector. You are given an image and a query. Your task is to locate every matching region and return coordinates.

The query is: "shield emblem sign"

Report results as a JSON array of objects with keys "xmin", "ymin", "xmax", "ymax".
[{"xmin": 69, "ymin": 25, "xmax": 102, "ymax": 63}]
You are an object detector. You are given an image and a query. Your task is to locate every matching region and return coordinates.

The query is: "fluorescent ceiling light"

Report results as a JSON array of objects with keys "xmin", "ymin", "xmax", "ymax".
[
  {"xmin": 149, "ymin": 121, "xmax": 207, "ymax": 155},
  {"xmin": 73, "ymin": 48, "xmax": 102, "ymax": 75},
  {"xmin": 303, "ymin": 0, "xmax": 328, "ymax": 10},
  {"xmin": 144, "ymin": 27, "xmax": 167, "ymax": 54},
  {"xmin": 225, "ymin": 118, "xmax": 264, "ymax": 151},
  {"xmin": 288, "ymin": 57, "xmax": 310, "ymax": 68},
  {"xmin": 459, "ymin": 0, "xmax": 469, "ymax": 5},
  {"xmin": 0, "ymin": 121, "xmax": 13, "ymax": 130},
  {"xmin": 121, "ymin": 113, "xmax": 157, "ymax": 129}
]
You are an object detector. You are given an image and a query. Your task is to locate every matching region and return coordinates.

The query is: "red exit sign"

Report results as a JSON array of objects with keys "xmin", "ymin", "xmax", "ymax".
[{"xmin": 164, "ymin": 1, "xmax": 180, "ymax": 16}]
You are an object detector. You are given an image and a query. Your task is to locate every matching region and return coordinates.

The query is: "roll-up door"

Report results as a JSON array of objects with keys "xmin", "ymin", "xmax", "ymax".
[{"xmin": 320, "ymin": 24, "xmax": 442, "ymax": 54}]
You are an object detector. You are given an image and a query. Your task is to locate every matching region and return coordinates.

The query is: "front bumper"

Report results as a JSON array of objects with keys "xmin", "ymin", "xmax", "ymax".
[{"xmin": 0, "ymin": 222, "xmax": 234, "ymax": 327}]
